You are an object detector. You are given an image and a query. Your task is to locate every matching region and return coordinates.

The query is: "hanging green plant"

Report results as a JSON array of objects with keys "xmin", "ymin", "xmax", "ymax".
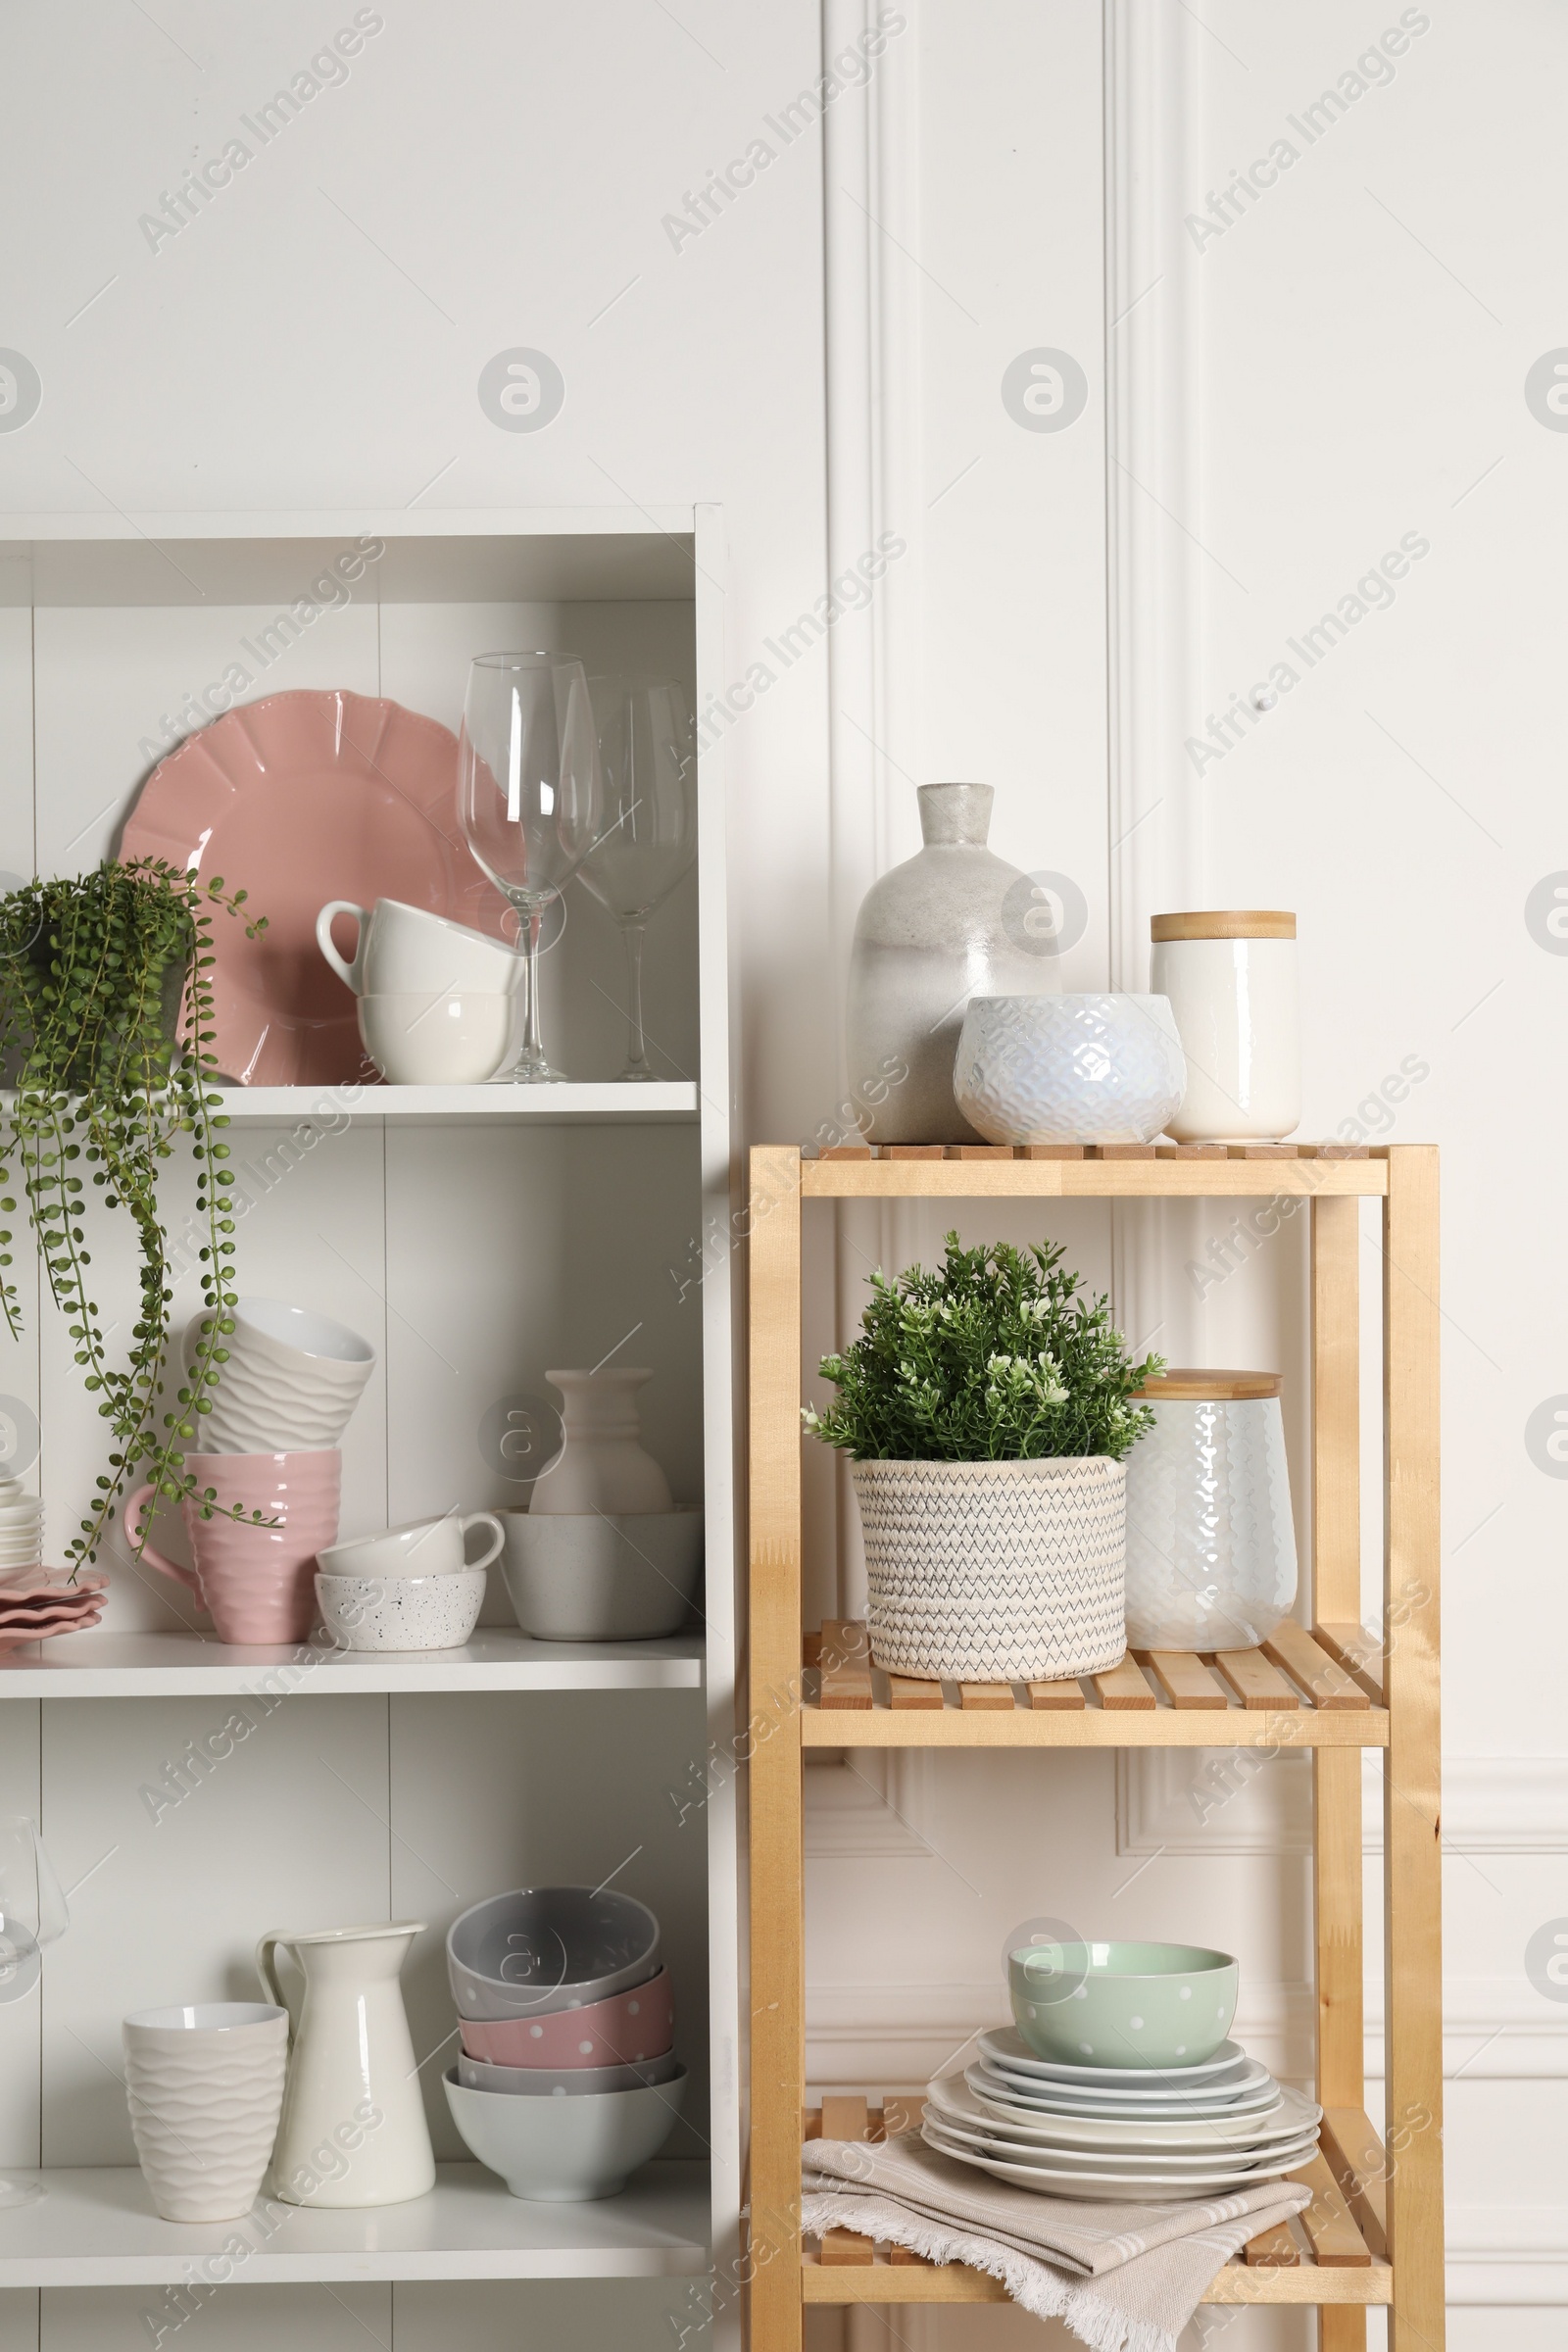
[{"xmin": 0, "ymin": 859, "xmax": 268, "ymax": 1571}]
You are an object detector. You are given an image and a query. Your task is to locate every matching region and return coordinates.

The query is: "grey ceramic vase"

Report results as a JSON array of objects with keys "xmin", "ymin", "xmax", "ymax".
[{"xmin": 845, "ymin": 782, "xmax": 1060, "ymax": 1142}]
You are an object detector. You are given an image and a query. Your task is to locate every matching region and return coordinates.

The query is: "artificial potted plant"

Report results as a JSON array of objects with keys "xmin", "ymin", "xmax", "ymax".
[
  {"xmin": 804, "ymin": 1233, "xmax": 1162, "ymax": 1682},
  {"xmin": 0, "ymin": 859, "xmax": 266, "ymax": 1570}
]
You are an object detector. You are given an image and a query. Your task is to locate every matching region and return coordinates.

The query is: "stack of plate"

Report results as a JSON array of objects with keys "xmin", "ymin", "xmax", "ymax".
[
  {"xmin": 921, "ymin": 2027, "xmax": 1321, "ymax": 2201},
  {"xmin": 0, "ymin": 1570, "xmax": 108, "ymax": 1652}
]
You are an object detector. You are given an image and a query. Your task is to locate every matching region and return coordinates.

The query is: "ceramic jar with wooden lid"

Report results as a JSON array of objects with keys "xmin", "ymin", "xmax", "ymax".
[
  {"xmin": 1150, "ymin": 909, "xmax": 1298, "ymax": 1143},
  {"xmin": 1123, "ymin": 1369, "xmax": 1298, "ymax": 1651}
]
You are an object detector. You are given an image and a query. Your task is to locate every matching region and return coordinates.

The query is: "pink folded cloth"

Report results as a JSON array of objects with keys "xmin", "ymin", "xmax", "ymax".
[{"xmin": 803, "ymin": 2130, "xmax": 1312, "ymax": 2352}]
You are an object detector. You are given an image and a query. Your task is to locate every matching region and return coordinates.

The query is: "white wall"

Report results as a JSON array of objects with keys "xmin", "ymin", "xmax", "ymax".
[{"xmin": 0, "ymin": 0, "xmax": 1561, "ymax": 2339}]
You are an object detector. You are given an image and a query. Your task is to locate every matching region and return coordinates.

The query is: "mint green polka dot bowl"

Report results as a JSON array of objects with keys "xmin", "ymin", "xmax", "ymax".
[{"xmin": 1007, "ymin": 1939, "xmax": 1238, "ymax": 2071}]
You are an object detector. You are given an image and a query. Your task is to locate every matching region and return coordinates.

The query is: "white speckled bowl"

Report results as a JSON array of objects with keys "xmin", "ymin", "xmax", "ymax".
[{"xmin": 315, "ymin": 1566, "xmax": 485, "ymax": 1652}]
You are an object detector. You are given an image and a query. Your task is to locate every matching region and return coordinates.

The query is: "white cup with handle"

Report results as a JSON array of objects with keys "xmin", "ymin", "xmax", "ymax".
[
  {"xmin": 318, "ymin": 899, "xmax": 524, "ymax": 999},
  {"xmin": 316, "ymin": 1511, "xmax": 507, "ymax": 1580}
]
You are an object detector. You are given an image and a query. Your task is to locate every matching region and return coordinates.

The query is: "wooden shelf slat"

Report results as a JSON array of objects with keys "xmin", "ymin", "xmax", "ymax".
[
  {"xmin": 1025, "ymin": 1678, "xmax": 1086, "ymax": 1710},
  {"xmin": 1313, "ymin": 1621, "xmax": 1386, "ymax": 1705},
  {"xmin": 958, "ymin": 1681, "xmax": 1014, "ymax": 1709},
  {"xmin": 820, "ymin": 2229, "xmax": 875, "ymax": 2266},
  {"xmin": 1244, "ymin": 2222, "xmax": 1301, "ymax": 2268},
  {"xmin": 1138, "ymin": 1651, "xmax": 1229, "ymax": 1709},
  {"xmin": 1320, "ymin": 2108, "xmax": 1390, "ymax": 2260},
  {"xmin": 1090, "ymin": 1658, "xmax": 1158, "ymax": 1709},
  {"xmin": 1211, "ymin": 1648, "xmax": 1300, "ymax": 1710},
  {"xmin": 819, "ymin": 2094, "xmax": 870, "ymax": 2143},
  {"xmin": 887, "ymin": 1673, "xmax": 944, "ymax": 1710},
  {"xmin": 819, "ymin": 1620, "xmax": 873, "ymax": 1710},
  {"xmin": 1289, "ymin": 2151, "xmax": 1372, "ymax": 2267},
  {"xmin": 1263, "ymin": 1620, "xmax": 1368, "ymax": 1710}
]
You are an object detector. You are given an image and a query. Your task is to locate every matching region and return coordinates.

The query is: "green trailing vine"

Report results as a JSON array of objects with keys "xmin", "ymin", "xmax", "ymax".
[{"xmin": 0, "ymin": 860, "xmax": 269, "ymax": 1571}]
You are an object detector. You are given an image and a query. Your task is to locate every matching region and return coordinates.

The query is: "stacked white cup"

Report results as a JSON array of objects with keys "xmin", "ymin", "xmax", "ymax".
[
  {"xmin": 316, "ymin": 899, "xmax": 524, "ymax": 1086},
  {"xmin": 0, "ymin": 1480, "xmax": 44, "ymax": 1573}
]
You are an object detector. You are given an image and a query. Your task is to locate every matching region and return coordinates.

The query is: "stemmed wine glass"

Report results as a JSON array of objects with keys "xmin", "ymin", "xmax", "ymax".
[
  {"xmin": 0, "ymin": 1815, "xmax": 68, "ymax": 2207},
  {"xmin": 459, "ymin": 652, "xmax": 600, "ymax": 1083},
  {"xmin": 574, "ymin": 677, "xmax": 698, "ymax": 1082}
]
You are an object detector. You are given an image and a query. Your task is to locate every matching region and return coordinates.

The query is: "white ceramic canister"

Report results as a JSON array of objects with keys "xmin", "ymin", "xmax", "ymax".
[
  {"xmin": 1123, "ymin": 1370, "xmax": 1298, "ymax": 1651},
  {"xmin": 1150, "ymin": 910, "xmax": 1299, "ymax": 1144}
]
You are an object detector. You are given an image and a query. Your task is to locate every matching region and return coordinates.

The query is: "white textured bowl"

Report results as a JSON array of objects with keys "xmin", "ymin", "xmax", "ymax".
[
  {"xmin": 499, "ymin": 1509, "xmax": 703, "ymax": 1641},
  {"xmin": 444, "ymin": 2065, "xmax": 684, "ymax": 2198},
  {"xmin": 954, "ymin": 993, "xmax": 1188, "ymax": 1146},
  {"xmin": 456, "ymin": 2049, "xmax": 683, "ymax": 2097},
  {"xmin": 190, "ymin": 1298, "xmax": 376, "ymax": 1454},
  {"xmin": 316, "ymin": 1567, "xmax": 486, "ymax": 1652},
  {"xmin": 122, "ymin": 2001, "xmax": 287, "ymax": 2222}
]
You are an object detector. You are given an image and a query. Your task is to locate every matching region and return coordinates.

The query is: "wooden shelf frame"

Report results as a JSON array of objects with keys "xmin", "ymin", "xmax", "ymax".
[{"xmin": 746, "ymin": 1144, "xmax": 1443, "ymax": 2350}]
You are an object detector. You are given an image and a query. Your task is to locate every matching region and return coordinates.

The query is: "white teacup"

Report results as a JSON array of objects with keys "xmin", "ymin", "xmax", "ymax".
[
  {"xmin": 318, "ymin": 898, "xmax": 523, "ymax": 998},
  {"xmin": 317, "ymin": 1512, "xmax": 506, "ymax": 1580},
  {"xmin": 359, "ymin": 992, "xmax": 514, "ymax": 1086}
]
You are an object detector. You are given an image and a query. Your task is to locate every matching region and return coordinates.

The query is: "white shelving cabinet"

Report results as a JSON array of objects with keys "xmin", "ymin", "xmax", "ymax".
[{"xmin": 0, "ymin": 509, "xmax": 739, "ymax": 2346}]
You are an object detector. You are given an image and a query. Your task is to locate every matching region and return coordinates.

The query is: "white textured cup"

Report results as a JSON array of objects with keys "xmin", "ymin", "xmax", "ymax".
[
  {"xmin": 190, "ymin": 1298, "xmax": 375, "ymax": 1454},
  {"xmin": 318, "ymin": 1513, "xmax": 505, "ymax": 1580},
  {"xmin": 317, "ymin": 898, "xmax": 524, "ymax": 998},
  {"xmin": 123, "ymin": 2002, "xmax": 287, "ymax": 2222},
  {"xmin": 358, "ymin": 992, "xmax": 514, "ymax": 1087}
]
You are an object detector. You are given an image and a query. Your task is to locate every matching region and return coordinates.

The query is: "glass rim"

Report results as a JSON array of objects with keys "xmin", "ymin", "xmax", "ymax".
[{"xmin": 469, "ymin": 649, "xmax": 584, "ymax": 671}]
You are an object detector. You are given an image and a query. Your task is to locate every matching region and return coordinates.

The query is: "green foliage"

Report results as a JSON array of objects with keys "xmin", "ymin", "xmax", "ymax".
[
  {"xmin": 0, "ymin": 860, "xmax": 269, "ymax": 1570},
  {"xmin": 803, "ymin": 1231, "xmax": 1163, "ymax": 1464}
]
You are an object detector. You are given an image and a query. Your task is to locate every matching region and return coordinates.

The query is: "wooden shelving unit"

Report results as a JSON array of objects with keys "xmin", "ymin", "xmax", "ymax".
[{"xmin": 747, "ymin": 1142, "xmax": 1443, "ymax": 2351}]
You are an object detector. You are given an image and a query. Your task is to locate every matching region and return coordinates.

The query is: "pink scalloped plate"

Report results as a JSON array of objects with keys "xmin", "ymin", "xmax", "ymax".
[{"xmin": 122, "ymin": 690, "xmax": 512, "ymax": 1086}]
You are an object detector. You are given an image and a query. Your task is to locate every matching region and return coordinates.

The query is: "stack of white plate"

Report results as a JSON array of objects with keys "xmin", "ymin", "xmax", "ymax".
[{"xmin": 921, "ymin": 2027, "xmax": 1321, "ymax": 2201}]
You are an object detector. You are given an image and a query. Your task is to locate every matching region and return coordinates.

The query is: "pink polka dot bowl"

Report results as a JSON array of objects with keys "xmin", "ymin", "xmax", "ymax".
[{"xmin": 457, "ymin": 1966, "xmax": 674, "ymax": 2069}]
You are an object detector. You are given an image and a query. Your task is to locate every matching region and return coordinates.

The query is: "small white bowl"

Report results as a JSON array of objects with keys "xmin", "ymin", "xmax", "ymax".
[
  {"xmin": 315, "ymin": 1566, "xmax": 485, "ymax": 1652},
  {"xmin": 444, "ymin": 2065, "xmax": 684, "ymax": 2199},
  {"xmin": 954, "ymin": 993, "xmax": 1188, "ymax": 1146}
]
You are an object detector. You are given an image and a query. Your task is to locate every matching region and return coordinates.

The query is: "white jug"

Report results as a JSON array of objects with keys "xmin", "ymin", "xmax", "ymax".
[{"xmin": 257, "ymin": 1921, "xmax": 435, "ymax": 2208}]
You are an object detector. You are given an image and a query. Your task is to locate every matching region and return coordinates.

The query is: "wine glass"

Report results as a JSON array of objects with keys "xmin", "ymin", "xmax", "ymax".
[
  {"xmin": 574, "ymin": 677, "xmax": 698, "ymax": 1082},
  {"xmin": 458, "ymin": 652, "xmax": 600, "ymax": 1083},
  {"xmin": 0, "ymin": 1816, "xmax": 68, "ymax": 2207}
]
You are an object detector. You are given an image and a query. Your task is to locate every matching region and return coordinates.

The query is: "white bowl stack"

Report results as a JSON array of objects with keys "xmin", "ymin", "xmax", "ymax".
[
  {"xmin": 0, "ymin": 1478, "xmax": 44, "ymax": 1574},
  {"xmin": 923, "ymin": 2028, "xmax": 1322, "ymax": 2202}
]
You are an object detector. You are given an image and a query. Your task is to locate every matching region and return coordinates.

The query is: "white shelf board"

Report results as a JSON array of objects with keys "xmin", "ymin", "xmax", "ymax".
[
  {"xmin": 0, "ymin": 2161, "xmax": 710, "ymax": 2285},
  {"xmin": 0, "ymin": 1627, "xmax": 705, "ymax": 1697},
  {"xmin": 215, "ymin": 1082, "xmax": 701, "ymax": 1126}
]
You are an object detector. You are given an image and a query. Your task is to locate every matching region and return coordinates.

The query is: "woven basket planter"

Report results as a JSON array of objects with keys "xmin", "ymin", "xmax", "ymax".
[{"xmin": 850, "ymin": 1455, "xmax": 1127, "ymax": 1682}]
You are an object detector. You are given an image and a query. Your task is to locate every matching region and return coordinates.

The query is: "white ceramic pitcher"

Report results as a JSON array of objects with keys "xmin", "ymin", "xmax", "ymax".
[{"xmin": 257, "ymin": 1922, "xmax": 435, "ymax": 2208}]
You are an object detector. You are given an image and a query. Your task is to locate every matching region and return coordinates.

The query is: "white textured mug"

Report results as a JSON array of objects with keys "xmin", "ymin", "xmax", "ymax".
[
  {"xmin": 189, "ymin": 1298, "xmax": 376, "ymax": 1454},
  {"xmin": 123, "ymin": 2001, "xmax": 288, "ymax": 2222},
  {"xmin": 318, "ymin": 898, "xmax": 523, "ymax": 998},
  {"xmin": 317, "ymin": 1512, "xmax": 506, "ymax": 1580}
]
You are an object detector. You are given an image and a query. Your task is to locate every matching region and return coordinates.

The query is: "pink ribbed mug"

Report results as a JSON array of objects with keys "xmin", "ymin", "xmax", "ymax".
[{"xmin": 124, "ymin": 1452, "xmax": 341, "ymax": 1644}]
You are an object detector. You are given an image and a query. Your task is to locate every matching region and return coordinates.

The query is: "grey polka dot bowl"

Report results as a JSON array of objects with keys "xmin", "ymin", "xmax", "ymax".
[
  {"xmin": 315, "ymin": 1565, "xmax": 486, "ymax": 1651},
  {"xmin": 1008, "ymin": 1938, "xmax": 1237, "ymax": 2070}
]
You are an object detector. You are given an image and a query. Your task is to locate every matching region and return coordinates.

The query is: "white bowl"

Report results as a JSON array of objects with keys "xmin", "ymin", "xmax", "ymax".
[
  {"xmin": 359, "ymin": 991, "xmax": 514, "ymax": 1087},
  {"xmin": 499, "ymin": 1509, "xmax": 703, "ymax": 1641},
  {"xmin": 954, "ymin": 993, "xmax": 1188, "ymax": 1146},
  {"xmin": 444, "ymin": 2065, "xmax": 684, "ymax": 2199},
  {"xmin": 316, "ymin": 1567, "xmax": 485, "ymax": 1652},
  {"xmin": 190, "ymin": 1298, "xmax": 376, "ymax": 1454},
  {"xmin": 456, "ymin": 2049, "xmax": 682, "ymax": 2097}
]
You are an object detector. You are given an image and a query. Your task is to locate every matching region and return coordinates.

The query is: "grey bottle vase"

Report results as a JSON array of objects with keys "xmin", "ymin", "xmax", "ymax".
[{"xmin": 845, "ymin": 782, "xmax": 1060, "ymax": 1143}]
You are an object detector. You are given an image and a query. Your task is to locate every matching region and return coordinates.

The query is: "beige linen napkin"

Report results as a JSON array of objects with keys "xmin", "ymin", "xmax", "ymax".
[{"xmin": 803, "ymin": 2131, "xmax": 1311, "ymax": 2352}]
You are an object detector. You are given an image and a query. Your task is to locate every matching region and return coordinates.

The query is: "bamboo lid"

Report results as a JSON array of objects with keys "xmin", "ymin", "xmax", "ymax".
[
  {"xmin": 1151, "ymin": 910, "xmax": 1296, "ymax": 942},
  {"xmin": 1134, "ymin": 1368, "xmax": 1282, "ymax": 1400}
]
